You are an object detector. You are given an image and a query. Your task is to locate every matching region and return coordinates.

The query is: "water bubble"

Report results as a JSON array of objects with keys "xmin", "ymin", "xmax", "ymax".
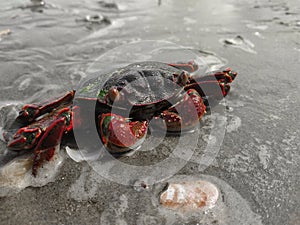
[{"xmin": 133, "ymin": 180, "xmax": 150, "ymax": 192}]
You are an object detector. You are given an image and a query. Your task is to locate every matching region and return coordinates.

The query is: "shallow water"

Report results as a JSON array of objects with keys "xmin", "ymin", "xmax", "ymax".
[{"xmin": 0, "ymin": 0, "xmax": 299, "ymax": 224}]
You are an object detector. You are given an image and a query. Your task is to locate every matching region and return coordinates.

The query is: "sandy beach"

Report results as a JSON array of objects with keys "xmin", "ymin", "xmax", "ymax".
[{"xmin": 0, "ymin": 0, "xmax": 299, "ymax": 224}]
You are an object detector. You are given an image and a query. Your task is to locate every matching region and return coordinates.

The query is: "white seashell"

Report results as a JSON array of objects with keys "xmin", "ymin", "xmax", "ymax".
[{"xmin": 160, "ymin": 180, "xmax": 219, "ymax": 211}]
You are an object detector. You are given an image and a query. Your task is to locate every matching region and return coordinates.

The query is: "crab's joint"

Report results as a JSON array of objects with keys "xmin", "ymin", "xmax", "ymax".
[
  {"xmin": 18, "ymin": 104, "xmax": 40, "ymax": 123},
  {"xmin": 177, "ymin": 71, "xmax": 190, "ymax": 86},
  {"xmin": 214, "ymin": 68, "xmax": 237, "ymax": 84},
  {"xmin": 7, "ymin": 127, "xmax": 42, "ymax": 150},
  {"xmin": 168, "ymin": 60, "xmax": 199, "ymax": 73}
]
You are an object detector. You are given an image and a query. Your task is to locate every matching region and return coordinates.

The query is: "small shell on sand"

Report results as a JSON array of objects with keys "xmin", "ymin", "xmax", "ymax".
[
  {"xmin": 0, "ymin": 29, "xmax": 11, "ymax": 37},
  {"xmin": 160, "ymin": 180, "xmax": 219, "ymax": 211}
]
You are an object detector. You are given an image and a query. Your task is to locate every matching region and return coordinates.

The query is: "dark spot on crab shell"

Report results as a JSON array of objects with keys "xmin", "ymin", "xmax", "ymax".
[{"xmin": 100, "ymin": 62, "xmax": 183, "ymax": 104}]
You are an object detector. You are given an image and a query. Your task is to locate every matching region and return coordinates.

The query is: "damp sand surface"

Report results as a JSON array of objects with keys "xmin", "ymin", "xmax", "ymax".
[{"xmin": 0, "ymin": 0, "xmax": 299, "ymax": 224}]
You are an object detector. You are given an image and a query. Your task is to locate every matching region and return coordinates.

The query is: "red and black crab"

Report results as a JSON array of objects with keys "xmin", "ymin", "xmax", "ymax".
[{"xmin": 4, "ymin": 61, "xmax": 237, "ymax": 176}]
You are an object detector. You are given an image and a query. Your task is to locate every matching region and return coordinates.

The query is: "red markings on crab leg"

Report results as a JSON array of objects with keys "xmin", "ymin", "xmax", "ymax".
[
  {"xmin": 168, "ymin": 60, "xmax": 199, "ymax": 73},
  {"xmin": 185, "ymin": 80, "xmax": 230, "ymax": 98},
  {"xmin": 213, "ymin": 68, "xmax": 237, "ymax": 83},
  {"xmin": 155, "ymin": 89, "xmax": 206, "ymax": 133},
  {"xmin": 7, "ymin": 106, "xmax": 72, "ymax": 152},
  {"xmin": 32, "ymin": 117, "xmax": 66, "ymax": 177},
  {"xmin": 195, "ymin": 68, "xmax": 237, "ymax": 84},
  {"xmin": 7, "ymin": 127, "xmax": 42, "ymax": 150},
  {"xmin": 17, "ymin": 90, "xmax": 75, "ymax": 124},
  {"xmin": 99, "ymin": 113, "xmax": 148, "ymax": 153}
]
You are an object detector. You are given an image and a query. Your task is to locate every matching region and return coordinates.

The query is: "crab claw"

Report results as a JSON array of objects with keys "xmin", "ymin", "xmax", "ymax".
[
  {"xmin": 153, "ymin": 89, "xmax": 206, "ymax": 133},
  {"xmin": 17, "ymin": 104, "xmax": 41, "ymax": 123},
  {"xmin": 16, "ymin": 91, "xmax": 75, "ymax": 124},
  {"xmin": 7, "ymin": 127, "xmax": 42, "ymax": 150},
  {"xmin": 99, "ymin": 113, "xmax": 148, "ymax": 154}
]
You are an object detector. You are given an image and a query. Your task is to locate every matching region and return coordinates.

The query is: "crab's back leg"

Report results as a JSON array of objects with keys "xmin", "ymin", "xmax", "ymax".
[
  {"xmin": 168, "ymin": 60, "xmax": 199, "ymax": 73},
  {"xmin": 32, "ymin": 117, "xmax": 66, "ymax": 177},
  {"xmin": 152, "ymin": 89, "xmax": 206, "ymax": 133},
  {"xmin": 186, "ymin": 68, "xmax": 237, "ymax": 107},
  {"xmin": 193, "ymin": 68, "xmax": 237, "ymax": 85}
]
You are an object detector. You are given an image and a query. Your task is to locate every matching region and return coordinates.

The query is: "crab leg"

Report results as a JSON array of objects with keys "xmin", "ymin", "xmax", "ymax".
[
  {"xmin": 16, "ymin": 90, "xmax": 75, "ymax": 124},
  {"xmin": 153, "ymin": 89, "xmax": 206, "ymax": 133},
  {"xmin": 192, "ymin": 68, "xmax": 237, "ymax": 85},
  {"xmin": 186, "ymin": 68, "xmax": 238, "ymax": 107},
  {"xmin": 168, "ymin": 60, "xmax": 199, "ymax": 73},
  {"xmin": 32, "ymin": 117, "xmax": 66, "ymax": 176},
  {"xmin": 185, "ymin": 80, "xmax": 230, "ymax": 98}
]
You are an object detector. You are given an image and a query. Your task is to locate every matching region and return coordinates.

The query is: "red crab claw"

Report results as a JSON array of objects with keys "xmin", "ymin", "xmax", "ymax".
[
  {"xmin": 16, "ymin": 90, "xmax": 75, "ymax": 124},
  {"xmin": 7, "ymin": 107, "xmax": 72, "ymax": 152},
  {"xmin": 152, "ymin": 89, "xmax": 206, "ymax": 133},
  {"xmin": 32, "ymin": 117, "xmax": 66, "ymax": 177},
  {"xmin": 7, "ymin": 127, "xmax": 42, "ymax": 150},
  {"xmin": 99, "ymin": 113, "xmax": 148, "ymax": 154}
]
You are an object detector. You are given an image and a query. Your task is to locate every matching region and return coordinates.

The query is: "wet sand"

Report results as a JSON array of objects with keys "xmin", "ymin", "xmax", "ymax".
[{"xmin": 0, "ymin": 0, "xmax": 299, "ymax": 224}]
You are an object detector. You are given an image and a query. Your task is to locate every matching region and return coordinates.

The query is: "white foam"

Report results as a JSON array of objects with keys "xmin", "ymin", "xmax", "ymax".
[{"xmin": 0, "ymin": 148, "xmax": 64, "ymax": 197}]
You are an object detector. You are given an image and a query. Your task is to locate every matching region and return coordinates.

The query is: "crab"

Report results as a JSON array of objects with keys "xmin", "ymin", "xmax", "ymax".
[{"xmin": 4, "ymin": 61, "xmax": 237, "ymax": 176}]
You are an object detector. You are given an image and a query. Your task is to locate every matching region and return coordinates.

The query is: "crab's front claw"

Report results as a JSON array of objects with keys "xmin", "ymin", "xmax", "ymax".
[
  {"xmin": 17, "ymin": 104, "xmax": 41, "ymax": 123},
  {"xmin": 153, "ymin": 89, "xmax": 206, "ymax": 133},
  {"xmin": 7, "ymin": 127, "xmax": 42, "ymax": 150},
  {"xmin": 15, "ymin": 91, "xmax": 75, "ymax": 124},
  {"xmin": 99, "ymin": 113, "xmax": 148, "ymax": 154}
]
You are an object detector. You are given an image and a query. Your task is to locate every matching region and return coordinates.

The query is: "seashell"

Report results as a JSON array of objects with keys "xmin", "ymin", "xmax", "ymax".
[
  {"xmin": 0, "ymin": 29, "xmax": 11, "ymax": 37},
  {"xmin": 160, "ymin": 180, "xmax": 219, "ymax": 211}
]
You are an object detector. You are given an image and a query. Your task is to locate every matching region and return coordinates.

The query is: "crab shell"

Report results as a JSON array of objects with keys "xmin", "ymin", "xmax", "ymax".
[{"xmin": 77, "ymin": 62, "xmax": 194, "ymax": 120}]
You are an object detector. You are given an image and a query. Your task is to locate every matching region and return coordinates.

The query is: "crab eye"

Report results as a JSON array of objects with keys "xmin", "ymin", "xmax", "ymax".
[
  {"xmin": 108, "ymin": 87, "xmax": 120, "ymax": 102},
  {"xmin": 177, "ymin": 71, "xmax": 189, "ymax": 86}
]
